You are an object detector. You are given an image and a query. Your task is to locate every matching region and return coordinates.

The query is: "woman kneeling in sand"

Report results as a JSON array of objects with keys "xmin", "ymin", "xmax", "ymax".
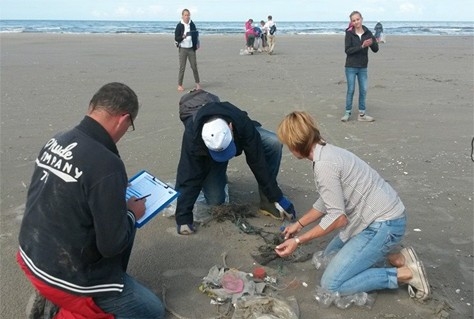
[{"xmin": 275, "ymin": 111, "xmax": 430, "ymax": 304}]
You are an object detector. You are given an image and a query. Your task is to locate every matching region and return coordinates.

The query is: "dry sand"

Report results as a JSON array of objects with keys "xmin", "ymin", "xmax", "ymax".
[{"xmin": 1, "ymin": 33, "xmax": 473, "ymax": 318}]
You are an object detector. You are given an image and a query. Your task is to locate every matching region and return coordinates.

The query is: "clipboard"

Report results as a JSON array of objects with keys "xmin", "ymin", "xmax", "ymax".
[{"xmin": 126, "ymin": 170, "xmax": 179, "ymax": 228}]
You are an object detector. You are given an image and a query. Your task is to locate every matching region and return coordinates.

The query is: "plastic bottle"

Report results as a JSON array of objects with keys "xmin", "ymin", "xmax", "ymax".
[
  {"xmin": 314, "ymin": 286, "xmax": 376, "ymax": 309},
  {"xmin": 314, "ymin": 286, "xmax": 337, "ymax": 308}
]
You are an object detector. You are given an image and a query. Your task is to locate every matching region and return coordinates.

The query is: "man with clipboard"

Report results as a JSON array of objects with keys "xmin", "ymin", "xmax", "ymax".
[{"xmin": 17, "ymin": 83, "xmax": 165, "ymax": 318}]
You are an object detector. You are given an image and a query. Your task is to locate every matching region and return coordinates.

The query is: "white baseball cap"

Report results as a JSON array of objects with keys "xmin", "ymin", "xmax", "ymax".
[{"xmin": 201, "ymin": 118, "xmax": 236, "ymax": 162}]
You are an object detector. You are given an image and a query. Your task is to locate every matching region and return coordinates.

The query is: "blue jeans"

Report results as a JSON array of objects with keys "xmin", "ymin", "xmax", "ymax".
[
  {"xmin": 320, "ymin": 216, "xmax": 406, "ymax": 296},
  {"xmin": 94, "ymin": 273, "xmax": 165, "ymax": 319},
  {"xmin": 345, "ymin": 67, "xmax": 368, "ymax": 113},
  {"xmin": 202, "ymin": 126, "xmax": 282, "ymax": 205}
]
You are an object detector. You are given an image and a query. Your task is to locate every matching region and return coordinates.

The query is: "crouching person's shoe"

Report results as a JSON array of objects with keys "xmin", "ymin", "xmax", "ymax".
[
  {"xmin": 177, "ymin": 224, "xmax": 195, "ymax": 235},
  {"xmin": 258, "ymin": 205, "xmax": 283, "ymax": 220},
  {"xmin": 258, "ymin": 190, "xmax": 283, "ymax": 220}
]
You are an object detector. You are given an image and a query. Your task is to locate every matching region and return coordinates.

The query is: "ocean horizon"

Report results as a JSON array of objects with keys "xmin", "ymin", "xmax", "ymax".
[{"xmin": 0, "ymin": 20, "xmax": 472, "ymax": 36}]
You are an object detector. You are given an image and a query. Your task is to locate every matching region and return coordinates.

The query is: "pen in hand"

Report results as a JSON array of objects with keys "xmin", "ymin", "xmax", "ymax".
[{"xmin": 135, "ymin": 194, "xmax": 151, "ymax": 201}]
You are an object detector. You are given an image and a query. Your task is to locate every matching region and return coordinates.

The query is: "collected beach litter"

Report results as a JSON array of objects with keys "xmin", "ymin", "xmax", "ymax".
[{"xmin": 199, "ymin": 265, "xmax": 300, "ymax": 319}]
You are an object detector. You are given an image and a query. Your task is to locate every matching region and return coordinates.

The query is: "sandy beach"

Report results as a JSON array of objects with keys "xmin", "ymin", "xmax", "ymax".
[{"xmin": 1, "ymin": 33, "xmax": 473, "ymax": 318}]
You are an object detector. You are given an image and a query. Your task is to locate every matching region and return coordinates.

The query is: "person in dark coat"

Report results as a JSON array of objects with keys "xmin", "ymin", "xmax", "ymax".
[
  {"xmin": 175, "ymin": 100, "xmax": 297, "ymax": 235},
  {"xmin": 175, "ymin": 9, "xmax": 201, "ymax": 92},
  {"xmin": 341, "ymin": 11, "xmax": 379, "ymax": 123},
  {"xmin": 374, "ymin": 21, "xmax": 384, "ymax": 42},
  {"xmin": 18, "ymin": 83, "xmax": 165, "ymax": 318}
]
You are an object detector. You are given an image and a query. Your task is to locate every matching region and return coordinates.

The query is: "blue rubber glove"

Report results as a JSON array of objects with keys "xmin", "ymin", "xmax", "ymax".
[{"xmin": 275, "ymin": 196, "xmax": 296, "ymax": 221}]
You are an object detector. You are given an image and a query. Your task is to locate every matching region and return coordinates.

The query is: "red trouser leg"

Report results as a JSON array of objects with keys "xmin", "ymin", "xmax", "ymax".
[{"xmin": 17, "ymin": 251, "xmax": 113, "ymax": 319}]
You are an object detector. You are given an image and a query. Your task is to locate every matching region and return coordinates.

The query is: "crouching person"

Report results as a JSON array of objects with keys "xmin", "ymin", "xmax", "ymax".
[
  {"xmin": 18, "ymin": 83, "xmax": 165, "ymax": 318},
  {"xmin": 175, "ymin": 92, "xmax": 297, "ymax": 235}
]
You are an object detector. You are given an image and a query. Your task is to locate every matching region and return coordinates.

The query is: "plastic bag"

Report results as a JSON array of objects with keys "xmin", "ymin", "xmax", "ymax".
[
  {"xmin": 231, "ymin": 295, "xmax": 299, "ymax": 319},
  {"xmin": 379, "ymin": 33, "xmax": 386, "ymax": 43},
  {"xmin": 201, "ymin": 266, "xmax": 258, "ymax": 304},
  {"xmin": 162, "ymin": 184, "xmax": 229, "ymax": 222},
  {"xmin": 193, "ymin": 184, "xmax": 229, "ymax": 224},
  {"xmin": 161, "ymin": 180, "xmax": 178, "ymax": 217},
  {"xmin": 311, "ymin": 250, "xmax": 335, "ymax": 270}
]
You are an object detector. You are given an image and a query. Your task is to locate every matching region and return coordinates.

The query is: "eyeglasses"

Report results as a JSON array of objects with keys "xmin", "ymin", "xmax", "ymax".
[{"xmin": 127, "ymin": 113, "xmax": 135, "ymax": 132}]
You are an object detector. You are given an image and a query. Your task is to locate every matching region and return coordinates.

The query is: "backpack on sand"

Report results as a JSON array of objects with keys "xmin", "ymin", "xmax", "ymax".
[{"xmin": 179, "ymin": 89, "xmax": 220, "ymax": 122}]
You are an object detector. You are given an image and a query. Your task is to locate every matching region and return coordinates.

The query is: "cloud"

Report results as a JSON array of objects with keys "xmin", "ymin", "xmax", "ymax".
[
  {"xmin": 115, "ymin": 6, "xmax": 131, "ymax": 18},
  {"xmin": 91, "ymin": 10, "xmax": 108, "ymax": 19},
  {"xmin": 399, "ymin": 2, "xmax": 422, "ymax": 14},
  {"xmin": 92, "ymin": 4, "xmax": 166, "ymax": 20},
  {"xmin": 149, "ymin": 5, "xmax": 165, "ymax": 15}
]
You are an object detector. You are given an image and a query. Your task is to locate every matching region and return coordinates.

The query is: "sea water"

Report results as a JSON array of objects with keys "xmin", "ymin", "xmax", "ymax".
[{"xmin": 1, "ymin": 20, "xmax": 472, "ymax": 36}]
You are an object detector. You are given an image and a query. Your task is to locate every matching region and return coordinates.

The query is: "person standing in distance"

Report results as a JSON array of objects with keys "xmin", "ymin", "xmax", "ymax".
[
  {"xmin": 17, "ymin": 83, "xmax": 165, "ymax": 318},
  {"xmin": 264, "ymin": 15, "xmax": 276, "ymax": 55},
  {"xmin": 374, "ymin": 21, "xmax": 384, "ymax": 43},
  {"xmin": 244, "ymin": 18, "xmax": 257, "ymax": 53},
  {"xmin": 260, "ymin": 20, "xmax": 268, "ymax": 51},
  {"xmin": 341, "ymin": 11, "xmax": 378, "ymax": 122},
  {"xmin": 175, "ymin": 8, "xmax": 201, "ymax": 92}
]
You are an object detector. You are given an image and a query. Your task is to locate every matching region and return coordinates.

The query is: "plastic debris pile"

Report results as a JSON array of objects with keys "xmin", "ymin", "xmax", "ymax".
[{"xmin": 200, "ymin": 265, "xmax": 300, "ymax": 319}]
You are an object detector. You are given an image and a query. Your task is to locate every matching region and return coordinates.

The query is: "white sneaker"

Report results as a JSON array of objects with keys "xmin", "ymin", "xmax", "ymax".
[
  {"xmin": 341, "ymin": 113, "xmax": 351, "ymax": 122},
  {"xmin": 358, "ymin": 113, "xmax": 374, "ymax": 122}
]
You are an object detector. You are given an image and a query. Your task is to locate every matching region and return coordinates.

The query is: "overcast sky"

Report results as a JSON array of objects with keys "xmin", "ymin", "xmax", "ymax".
[{"xmin": 1, "ymin": 0, "xmax": 473, "ymax": 22}]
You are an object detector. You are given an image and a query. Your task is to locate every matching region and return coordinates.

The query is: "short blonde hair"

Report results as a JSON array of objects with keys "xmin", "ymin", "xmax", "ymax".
[{"xmin": 277, "ymin": 111, "xmax": 325, "ymax": 157}]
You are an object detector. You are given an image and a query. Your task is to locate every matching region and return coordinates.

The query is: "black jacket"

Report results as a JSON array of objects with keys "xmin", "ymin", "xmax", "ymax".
[
  {"xmin": 174, "ymin": 102, "xmax": 283, "ymax": 225},
  {"xmin": 374, "ymin": 22, "xmax": 383, "ymax": 37},
  {"xmin": 345, "ymin": 26, "xmax": 379, "ymax": 68},
  {"xmin": 174, "ymin": 20, "xmax": 199, "ymax": 50},
  {"xmin": 18, "ymin": 116, "xmax": 136, "ymax": 296}
]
